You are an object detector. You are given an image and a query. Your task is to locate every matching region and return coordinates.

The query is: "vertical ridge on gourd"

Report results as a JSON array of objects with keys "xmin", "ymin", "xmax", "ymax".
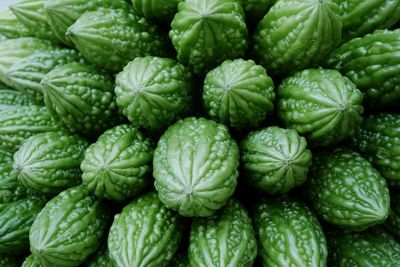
[
  {"xmin": 22, "ymin": 255, "xmax": 42, "ymax": 267},
  {"xmin": 254, "ymin": 196, "xmax": 327, "ymax": 267},
  {"xmin": 108, "ymin": 192, "xmax": 183, "ymax": 267},
  {"xmin": 0, "ymin": 8, "xmax": 32, "ymax": 39},
  {"xmin": 81, "ymin": 124, "xmax": 153, "ymax": 202},
  {"xmin": 306, "ymin": 148, "xmax": 390, "ymax": 230},
  {"xmin": 326, "ymin": 29, "xmax": 400, "ymax": 108},
  {"xmin": 29, "ymin": 186, "xmax": 111, "ymax": 267},
  {"xmin": 131, "ymin": 0, "xmax": 183, "ymax": 23},
  {"xmin": 41, "ymin": 62, "xmax": 122, "ymax": 137},
  {"xmin": 277, "ymin": 68, "xmax": 364, "ymax": 147},
  {"xmin": 153, "ymin": 117, "xmax": 240, "ymax": 217},
  {"xmin": 66, "ymin": 8, "xmax": 170, "ymax": 72},
  {"xmin": 169, "ymin": 0, "xmax": 248, "ymax": 75},
  {"xmin": 0, "ymin": 89, "xmax": 35, "ymax": 110},
  {"xmin": 188, "ymin": 199, "xmax": 257, "ymax": 267},
  {"xmin": 253, "ymin": 0, "xmax": 342, "ymax": 77}
]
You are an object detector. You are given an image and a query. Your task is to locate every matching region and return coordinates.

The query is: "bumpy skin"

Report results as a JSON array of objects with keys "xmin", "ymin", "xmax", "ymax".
[
  {"xmin": 81, "ymin": 124, "xmax": 153, "ymax": 202},
  {"xmin": 83, "ymin": 245, "xmax": 114, "ymax": 267},
  {"xmin": 132, "ymin": 0, "xmax": 183, "ymax": 22},
  {"xmin": 253, "ymin": 0, "xmax": 342, "ymax": 76},
  {"xmin": 0, "ymin": 196, "xmax": 46, "ymax": 254},
  {"xmin": 243, "ymin": 0, "xmax": 277, "ymax": 24},
  {"xmin": 170, "ymin": 0, "xmax": 248, "ymax": 75},
  {"xmin": 0, "ymin": 255, "xmax": 20, "ymax": 267},
  {"xmin": 0, "ymin": 89, "xmax": 35, "ymax": 110},
  {"xmin": 326, "ymin": 29, "xmax": 400, "ymax": 107},
  {"xmin": 0, "ymin": 105, "xmax": 61, "ymax": 153},
  {"xmin": 306, "ymin": 149, "xmax": 390, "ymax": 230},
  {"xmin": 41, "ymin": 62, "xmax": 122, "ymax": 137},
  {"xmin": 241, "ymin": 126, "xmax": 312, "ymax": 194},
  {"xmin": 189, "ymin": 199, "xmax": 257, "ymax": 267},
  {"xmin": 108, "ymin": 192, "xmax": 183, "ymax": 267},
  {"xmin": 327, "ymin": 227, "xmax": 400, "ymax": 266},
  {"xmin": 30, "ymin": 186, "xmax": 110, "ymax": 267},
  {"xmin": 278, "ymin": 69, "xmax": 364, "ymax": 147},
  {"xmin": 10, "ymin": 0, "xmax": 59, "ymax": 43},
  {"xmin": 0, "ymin": 37, "xmax": 56, "ymax": 88},
  {"xmin": 0, "ymin": 8, "xmax": 32, "ymax": 39},
  {"xmin": 203, "ymin": 59, "xmax": 275, "ymax": 130},
  {"xmin": 351, "ymin": 113, "xmax": 400, "ymax": 181},
  {"xmin": 13, "ymin": 131, "xmax": 89, "ymax": 195},
  {"xmin": 22, "ymin": 255, "xmax": 42, "ymax": 267},
  {"xmin": 44, "ymin": 0, "xmax": 131, "ymax": 46},
  {"xmin": 386, "ymin": 192, "xmax": 400, "ymax": 239},
  {"xmin": 154, "ymin": 117, "xmax": 239, "ymax": 217},
  {"xmin": 115, "ymin": 56, "xmax": 193, "ymax": 132},
  {"xmin": 67, "ymin": 8, "xmax": 169, "ymax": 72},
  {"xmin": 335, "ymin": 0, "xmax": 400, "ymax": 42},
  {"xmin": 254, "ymin": 196, "xmax": 327, "ymax": 267}
]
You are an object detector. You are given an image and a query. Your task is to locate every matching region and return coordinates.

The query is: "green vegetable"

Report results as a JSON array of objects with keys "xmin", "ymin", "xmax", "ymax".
[
  {"xmin": 115, "ymin": 56, "xmax": 193, "ymax": 132},
  {"xmin": 10, "ymin": 0, "xmax": 59, "ymax": 43},
  {"xmin": 327, "ymin": 227, "xmax": 400, "ymax": 266},
  {"xmin": 7, "ymin": 49, "xmax": 83, "ymax": 104},
  {"xmin": 13, "ymin": 131, "xmax": 88, "ymax": 195},
  {"xmin": 203, "ymin": 59, "xmax": 275, "ymax": 130},
  {"xmin": 22, "ymin": 255, "xmax": 42, "ymax": 267},
  {"xmin": 67, "ymin": 8, "xmax": 169, "ymax": 72},
  {"xmin": 170, "ymin": 0, "xmax": 248, "ymax": 75},
  {"xmin": 131, "ymin": 0, "xmax": 183, "ymax": 23},
  {"xmin": 386, "ymin": 192, "xmax": 400, "ymax": 240},
  {"xmin": 0, "ymin": 8, "xmax": 32, "ymax": 39},
  {"xmin": 0, "ymin": 89, "xmax": 35, "ymax": 110},
  {"xmin": 0, "ymin": 255, "xmax": 20, "ymax": 267},
  {"xmin": 154, "ymin": 117, "xmax": 239, "ymax": 217},
  {"xmin": 0, "ymin": 105, "xmax": 61, "ymax": 153},
  {"xmin": 278, "ymin": 68, "xmax": 364, "ymax": 147},
  {"xmin": 108, "ymin": 192, "xmax": 182, "ymax": 267},
  {"xmin": 83, "ymin": 245, "xmax": 114, "ymax": 267},
  {"xmin": 241, "ymin": 126, "xmax": 312, "ymax": 194},
  {"xmin": 30, "ymin": 186, "xmax": 110, "ymax": 267},
  {"xmin": 243, "ymin": 0, "xmax": 277, "ymax": 24},
  {"xmin": 335, "ymin": 0, "xmax": 400, "ymax": 42},
  {"xmin": 253, "ymin": 0, "xmax": 342, "ymax": 76},
  {"xmin": 306, "ymin": 148, "xmax": 390, "ymax": 230},
  {"xmin": 81, "ymin": 124, "xmax": 153, "ymax": 202},
  {"xmin": 0, "ymin": 196, "xmax": 46, "ymax": 254},
  {"xmin": 41, "ymin": 62, "xmax": 122, "ymax": 137},
  {"xmin": 254, "ymin": 196, "xmax": 327, "ymax": 267},
  {"xmin": 326, "ymin": 29, "xmax": 400, "ymax": 108},
  {"xmin": 189, "ymin": 199, "xmax": 257, "ymax": 266}
]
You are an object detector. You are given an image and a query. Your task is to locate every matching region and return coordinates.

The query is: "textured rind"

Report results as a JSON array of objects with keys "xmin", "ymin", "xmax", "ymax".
[
  {"xmin": 335, "ymin": 0, "xmax": 400, "ymax": 42},
  {"xmin": 7, "ymin": 49, "xmax": 84, "ymax": 104},
  {"xmin": 326, "ymin": 29, "xmax": 400, "ymax": 107},
  {"xmin": 81, "ymin": 124, "xmax": 153, "ymax": 202},
  {"xmin": 351, "ymin": 113, "xmax": 400, "ymax": 181},
  {"xmin": 243, "ymin": 0, "xmax": 277, "ymax": 24},
  {"xmin": 0, "ymin": 89, "xmax": 35, "ymax": 110},
  {"xmin": 108, "ymin": 192, "xmax": 183, "ymax": 267},
  {"xmin": 278, "ymin": 68, "xmax": 364, "ymax": 147},
  {"xmin": 30, "ymin": 186, "xmax": 110, "ymax": 267},
  {"xmin": 131, "ymin": 0, "xmax": 183, "ymax": 22},
  {"xmin": 13, "ymin": 131, "xmax": 89, "ymax": 195},
  {"xmin": 327, "ymin": 227, "xmax": 400, "ymax": 267},
  {"xmin": 306, "ymin": 148, "xmax": 390, "ymax": 230},
  {"xmin": 203, "ymin": 59, "xmax": 275, "ymax": 130},
  {"xmin": 241, "ymin": 126, "xmax": 312, "ymax": 194},
  {"xmin": 0, "ymin": 8, "xmax": 32, "ymax": 39},
  {"xmin": 44, "ymin": 0, "xmax": 132, "ymax": 45},
  {"xmin": 83, "ymin": 245, "xmax": 114, "ymax": 267},
  {"xmin": 254, "ymin": 196, "xmax": 327, "ymax": 267},
  {"xmin": 67, "ymin": 8, "xmax": 169, "ymax": 72},
  {"xmin": 22, "ymin": 255, "xmax": 42, "ymax": 267},
  {"xmin": 41, "ymin": 62, "xmax": 122, "ymax": 137},
  {"xmin": 0, "ymin": 196, "xmax": 46, "ymax": 254},
  {"xmin": 10, "ymin": 0, "xmax": 59, "ymax": 43},
  {"xmin": 115, "ymin": 56, "xmax": 193, "ymax": 132},
  {"xmin": 0, "ymin": 37, "xmax": 56, "ymax": 88},
  {"xmin": 0, "ymin": 255, "xmax": 20, "ymax": 267},
  {"xmin": 189, "ymin": 199, "xmax": 257, "ymax": 267},
  {"xmin": 0, "ymin": 105, "xmax": 61, "ymax": 153},
  {"xmin": 386, "ymin": 192, "xmax": 400, "ymax": 239},
  {"xmin": 253, "ymin": 0, "xmax": 342, "ymax": 76},
  {"xmin": 169, "ymin": 0, "xmax": 248, "ymax": 75},
  {"xmin": 154, "ymin": 117, "xmax": 239, "ymax": 217}
]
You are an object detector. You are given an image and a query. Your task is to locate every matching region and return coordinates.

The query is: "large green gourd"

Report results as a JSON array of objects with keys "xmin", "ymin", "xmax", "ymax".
[
  {"xmin": 0, "ymin": 89, "xmax": 35, "ymax": 110},
  {"xmin": 0, "ymin": 8, "xmax": 32, "ymax": 39},
  {"xmin": 83, "ymin": 245, "xmax": 114, "ymax": 267},
  {"xmin": 108, "ymin": 192, "xmax": 183, "ymax": 267},
  {"xmin": 131, "ymin": 0, "xmax": 183, "ymax": 23},
  {"xmin": 22, "ymin": 255, "xmax": 42, "ymax": 267}
]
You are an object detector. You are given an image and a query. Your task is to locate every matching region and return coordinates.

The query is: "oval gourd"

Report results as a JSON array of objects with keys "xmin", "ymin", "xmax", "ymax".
[
  {"xmin": 0, "ymin": 7, "xmax": 32, "ymax": 39},
  {"xmin": 0, "ymin": 89, "xmax": 36, "ymax": 110}
]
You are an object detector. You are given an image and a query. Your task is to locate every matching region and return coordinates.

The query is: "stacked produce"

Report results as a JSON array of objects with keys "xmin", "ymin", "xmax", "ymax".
[{"xmin": 0, "ymin": 0, "xmax": 398, "ymax": 266}]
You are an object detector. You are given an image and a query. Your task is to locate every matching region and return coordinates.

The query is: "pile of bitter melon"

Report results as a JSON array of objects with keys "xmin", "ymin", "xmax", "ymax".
[{"xmin": 0, "ymin": 0, "xmax": 399, "ymax": 266}]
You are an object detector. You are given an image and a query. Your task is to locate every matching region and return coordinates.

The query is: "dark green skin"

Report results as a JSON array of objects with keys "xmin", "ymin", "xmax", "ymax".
[
  {"xmin": 386, "ymin": 192, "xmax": 400, "ymax": 240},
  {"xmin": 83, "ymin": 245, "xmax": 114, "ymax": 267},
  {"xmin": 0, "ymin": 254, "xmax": 21, "ymax": 267}
]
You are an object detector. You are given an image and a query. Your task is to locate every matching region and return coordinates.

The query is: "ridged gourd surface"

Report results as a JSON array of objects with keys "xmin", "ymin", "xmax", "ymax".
[
  {"xmin": 0, "ymin": 7, "xmax": 32, "ymax": 39},
  {"xmin": 0, "ymin": 89, "xmax": 36, "ymax": 110}
]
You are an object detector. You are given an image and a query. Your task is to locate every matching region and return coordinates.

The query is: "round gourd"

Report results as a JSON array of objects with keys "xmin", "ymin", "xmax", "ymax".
[
  {"xmin": 153, "ymin": 117, "xmax": 239, "ymax": 217},
  {"xmin": 203, "ymin": 59, "xmax": 275, "ymax": 130},
  {"xmin": 115, "ymin": 56, "xmax": 193, "ymax": 132},
  {"xmin": 278, "ymin": 68, "xmax": 364, "ymax": 147},
  {"xmin": 131, "ymin": 0, "xmax": 183, "ymax": 23},
  {"xmin": 241, "ymin": 126, "xmax": 312, "ymax": 194},
  {"xmin": 81, "ymin": 124, "xmax": 153, "ymax": 202},
  {"xmin": 0, "ymin": 7, "xmax": 32, "ymax": 39}
]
